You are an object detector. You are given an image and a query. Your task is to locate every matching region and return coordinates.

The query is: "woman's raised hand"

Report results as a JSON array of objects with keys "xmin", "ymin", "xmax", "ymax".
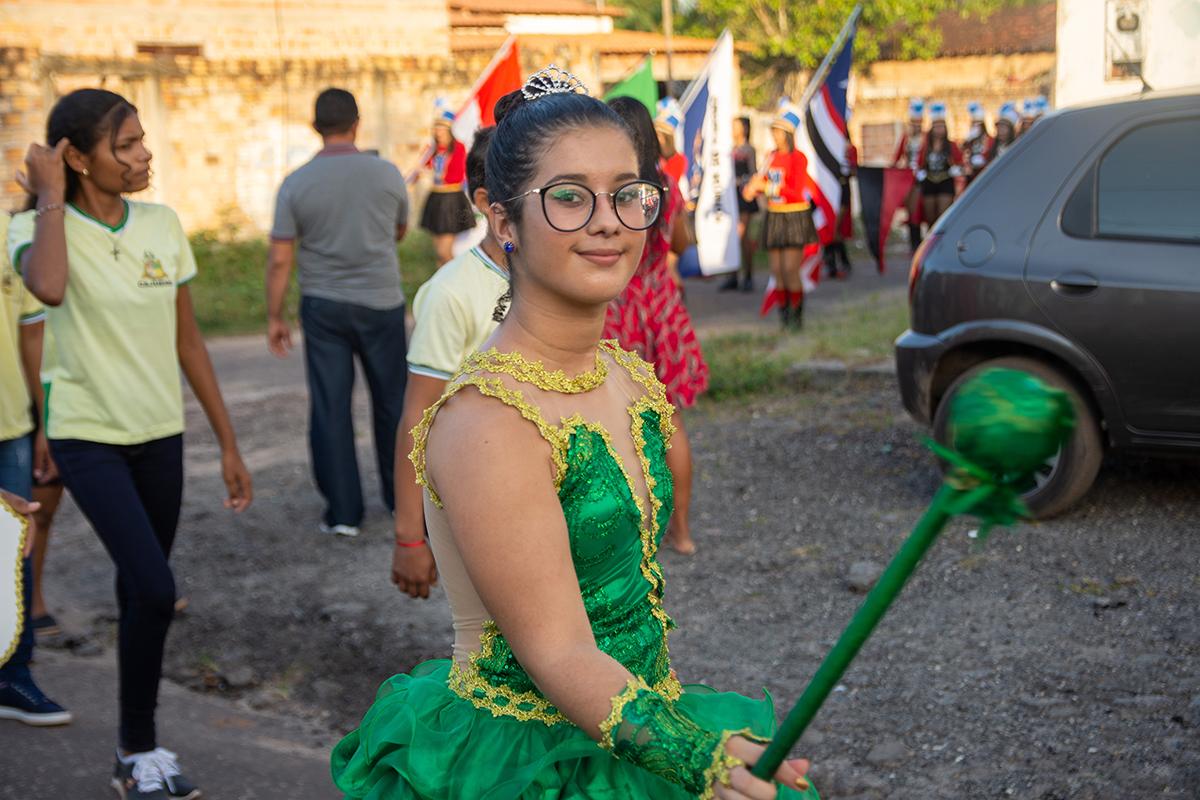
[{"xmin": 17, "ymin": 139, "xmax": 70, "ymax": 200}]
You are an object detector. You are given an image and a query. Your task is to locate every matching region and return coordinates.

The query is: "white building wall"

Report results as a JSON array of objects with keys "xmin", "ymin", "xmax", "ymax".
[{"xmin": 1056, "ymin": 0, "xmax": 1200, "ymax": 107}]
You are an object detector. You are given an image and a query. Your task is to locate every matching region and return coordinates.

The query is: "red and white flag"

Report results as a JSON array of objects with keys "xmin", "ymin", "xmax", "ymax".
[{"xmin": 452, "ymin": 36, "xmax": 523, "ymax": 147}]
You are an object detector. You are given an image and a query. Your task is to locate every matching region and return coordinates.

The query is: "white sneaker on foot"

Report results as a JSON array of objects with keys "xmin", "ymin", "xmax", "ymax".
[{"xmin": 318, "ymin": 523, "xmax": 360, "ymax": 537}]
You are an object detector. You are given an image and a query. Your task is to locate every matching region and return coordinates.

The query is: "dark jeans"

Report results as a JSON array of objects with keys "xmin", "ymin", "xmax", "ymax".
[
  {"xmin": 50, "ymin": 435, "xmax": 184, "ymax": 752},
  {"xmin": 300, "ymin": 295, "xmax": 407, "ymax": 527},
  {"xmin": 0, "ymin": 434, "xmax": 33, "ymax": 682}
]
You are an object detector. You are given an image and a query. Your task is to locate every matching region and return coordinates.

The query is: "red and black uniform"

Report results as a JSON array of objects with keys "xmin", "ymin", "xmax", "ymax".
[
  {"xmin": 419, "ymin": 141, "xmax": 475, "ymax": 236},
  {"xmin": 962, "ymin": 131, "xmax": 993, "ymax": 184},
  {"xmin": 761, "ymin": 149, "xmax": 818, "ymax": 250},
  {"xmin": 917, "ymin": 138, "xmax": 963, "ymax": 197},
  {"xmin": 892, "ymin": 132, "xmax": 923, "ymax": 172},
  {"xmin": 985, "ymin": 133, "xmax": 1016, "ymax": 164}
]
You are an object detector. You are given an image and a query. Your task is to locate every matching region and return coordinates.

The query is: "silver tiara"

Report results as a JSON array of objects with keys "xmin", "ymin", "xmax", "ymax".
[{"xmin": 521, "ymin": 64, "xmax": 590, "ymax": 101}]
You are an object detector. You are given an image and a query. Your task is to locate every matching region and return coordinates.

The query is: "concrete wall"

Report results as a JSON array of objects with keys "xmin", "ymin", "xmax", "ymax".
[
  {"xmin": 0, "ymin": 47, "xmax": 488, "ymax": 231},
  {"xmin": 1056, "ymin": 0, "xmax": 1200, "ymax": 107},
  {"xmin": 0, "ymin": 0, "xmax": 719, "ymax": 232}
]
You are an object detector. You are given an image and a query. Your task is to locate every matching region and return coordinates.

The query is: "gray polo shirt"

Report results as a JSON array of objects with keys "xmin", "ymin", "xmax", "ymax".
[{"xmin": 271, "ymin": 145, "xmax": 408, "ymax": 309}]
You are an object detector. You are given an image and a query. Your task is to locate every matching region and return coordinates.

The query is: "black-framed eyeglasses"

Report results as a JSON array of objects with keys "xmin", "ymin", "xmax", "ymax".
[{"xmin": 500, "ymin": 180, "xmax": 664, "ymax": 232}]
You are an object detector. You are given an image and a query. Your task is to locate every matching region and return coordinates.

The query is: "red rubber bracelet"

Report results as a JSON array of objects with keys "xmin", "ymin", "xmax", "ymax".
[{"xmin": 394, "ymin": 539, "xmax": 427, "ymax": 548}]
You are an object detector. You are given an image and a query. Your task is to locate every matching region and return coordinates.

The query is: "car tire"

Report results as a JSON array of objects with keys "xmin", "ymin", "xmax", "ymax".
[{"xmin": 931, "ymin": 356, "xmax": 1103, "ymax": 519}]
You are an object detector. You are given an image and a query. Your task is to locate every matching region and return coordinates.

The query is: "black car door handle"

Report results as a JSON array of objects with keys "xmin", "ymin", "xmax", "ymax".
[{"xmin": 1050, "ymin": 273, "xmax": 1099, "ymax": 295}]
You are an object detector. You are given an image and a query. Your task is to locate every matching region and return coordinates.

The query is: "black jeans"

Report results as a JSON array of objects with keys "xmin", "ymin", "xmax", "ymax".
[
  {"xmin": 50, "ymin": 435, "xmax": 183, "ymax": 752},
  {"xmin": 300, "ymin": 295, "xmax": 407, "ymax": 527}
]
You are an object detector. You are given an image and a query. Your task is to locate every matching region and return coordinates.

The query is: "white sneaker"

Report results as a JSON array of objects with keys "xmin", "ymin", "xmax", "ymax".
[{"xmin": 318, "ymin": 523, "xmax": 360, "ymax": 537}]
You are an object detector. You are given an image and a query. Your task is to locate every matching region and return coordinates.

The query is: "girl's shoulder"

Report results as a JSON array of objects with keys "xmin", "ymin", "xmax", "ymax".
[
  {"xmin": 127, "ymin": 201, "xmax": 184, "ymax": 230},
  {"xmin": 413, "ymin": 366, "xmax": 565, "ymax": 509}
]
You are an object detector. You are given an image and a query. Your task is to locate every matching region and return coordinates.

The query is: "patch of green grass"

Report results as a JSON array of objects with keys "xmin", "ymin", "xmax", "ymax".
[
  {"xmin": 701, "ymin": 331, "xmax": 793, "ymax": 401},
  {"xmin": 794, "ymin": 289, "xmax": 910, "ymax": 365},
  {"xmin": 188, "ymin": 228, "xmax": 440, "ymax": 336},
  {"xmin": 701, "ymin": 289, "xmax": 909, "ymax": 402}
]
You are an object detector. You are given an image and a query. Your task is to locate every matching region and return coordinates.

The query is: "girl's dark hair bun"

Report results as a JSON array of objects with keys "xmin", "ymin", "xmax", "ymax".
[{"xmin": 492, "ymin": 90, "xmax": 526, "ymax": 126}]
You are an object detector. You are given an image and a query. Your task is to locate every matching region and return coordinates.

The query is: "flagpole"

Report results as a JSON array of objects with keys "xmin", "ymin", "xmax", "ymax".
[
  {"xmin": 795, "ymin": 3, "xmax": 862, "ymax": 113},
  {"xmin": 678, "ymin": 28, "xmax": 728, "ymax": 109},
  {"xmin": 406, "ymin": 35, "xmax": 518, "ymax": 182},
  {"xmin": 608, "ymin": 52, "xmax": 654, "ymax": 89},
  {"xmin": 748, "ymin": 4, "xmax": 860, "ymax": 184},
  {"xmin": 455, "ymin": 34, "xmax": 518, "ymax": 117},
  {"xmin": 662, "ymin": 0, "xmax": 675, "ymax": 97}
]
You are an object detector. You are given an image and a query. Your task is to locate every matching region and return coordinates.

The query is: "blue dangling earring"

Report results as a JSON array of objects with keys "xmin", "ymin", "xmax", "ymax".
[{"xmin": 503, "ymin": 241, "xmax": 515, "ymax": 253}]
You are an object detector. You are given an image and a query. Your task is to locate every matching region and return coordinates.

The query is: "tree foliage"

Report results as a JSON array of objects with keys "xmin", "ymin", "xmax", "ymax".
[{"xmin": 612, "ymin": 0, "xmax": 1042, "ymax": 106}]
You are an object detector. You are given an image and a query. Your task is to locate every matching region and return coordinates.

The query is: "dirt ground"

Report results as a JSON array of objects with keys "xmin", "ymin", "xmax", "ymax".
[{"xmin": 31, "ymin": 355, "xmax": 1200, "ymax": 798}]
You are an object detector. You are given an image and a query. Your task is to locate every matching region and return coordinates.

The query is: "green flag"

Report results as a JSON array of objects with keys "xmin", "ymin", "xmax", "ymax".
[{"xmin": 603, "ymin": 57, "xmax": 657, "ymax": 115}]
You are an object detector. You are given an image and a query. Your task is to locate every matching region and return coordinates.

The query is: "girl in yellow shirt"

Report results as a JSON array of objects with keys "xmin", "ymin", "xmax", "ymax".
[{"xmin": 14, "ymin": 88, "xmax": 252, "ymax": 800}]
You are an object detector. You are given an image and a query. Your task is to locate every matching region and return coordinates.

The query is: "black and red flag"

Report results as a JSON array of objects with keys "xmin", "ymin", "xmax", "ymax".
[{"xmin": 856, "ymin": 166, "xmax": 915, "ymax": 274}]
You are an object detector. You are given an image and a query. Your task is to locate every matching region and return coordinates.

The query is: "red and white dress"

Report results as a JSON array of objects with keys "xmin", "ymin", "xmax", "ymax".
[{"xmin": 602, "ymin": 179, "xmax": 709, "ymax": 409}]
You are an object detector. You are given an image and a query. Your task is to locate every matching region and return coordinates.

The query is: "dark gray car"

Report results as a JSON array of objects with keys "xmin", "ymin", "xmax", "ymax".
[{"xmin": 895, "ymin": 88, "xmax": 1200, "ymax": 517}]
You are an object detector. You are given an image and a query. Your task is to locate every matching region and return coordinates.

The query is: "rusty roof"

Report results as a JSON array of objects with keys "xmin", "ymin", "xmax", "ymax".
[
  {"xmin": 451, "ymin": 29, "xmax": 718, "ymax": 54},
  {"xmin": 880, "ymin": 2, "xmax": 1056, "ymax": 59},
  {"xmin": 939, "ymin": 2, "xmax": 1056, "ymax": 55},
  {"xmin": 448, "ymin": 0, "xmax": 627, "ymax": 18}
]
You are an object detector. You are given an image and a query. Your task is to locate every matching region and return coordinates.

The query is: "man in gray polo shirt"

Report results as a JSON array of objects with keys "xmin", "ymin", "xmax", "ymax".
[{"xmin": 266, "ymin": 87, "xmax": 409, "ymax": 537}]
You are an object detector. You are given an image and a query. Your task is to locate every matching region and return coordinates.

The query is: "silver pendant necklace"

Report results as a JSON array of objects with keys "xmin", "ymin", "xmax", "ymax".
[{"xmin": 108, "ymin": 217, "xmax": 128, "ymax": 260}]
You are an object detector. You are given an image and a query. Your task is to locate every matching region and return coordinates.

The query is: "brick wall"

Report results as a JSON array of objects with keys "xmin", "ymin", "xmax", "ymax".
[
  {"xmin": 0, "ymin": 48, "xmax": 494, "ymax": 231},
  {"xmin": 0, "ymin": 0, "xmax": 450, "ymax": 60},
  {"xmin": 0, "ymin": 34, "xmax": 675, "ymax": 232}
]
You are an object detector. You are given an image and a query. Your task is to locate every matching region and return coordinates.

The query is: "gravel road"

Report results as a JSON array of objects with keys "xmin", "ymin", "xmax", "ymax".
[{"xmin": 30, "ymin": 364, "xmax": 1199, "ymax": 799}]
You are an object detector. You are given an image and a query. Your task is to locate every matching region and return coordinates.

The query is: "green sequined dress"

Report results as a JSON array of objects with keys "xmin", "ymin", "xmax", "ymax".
[{"xmin": 331, "ymin": 341, "xmax": 818, "ymax": 799}]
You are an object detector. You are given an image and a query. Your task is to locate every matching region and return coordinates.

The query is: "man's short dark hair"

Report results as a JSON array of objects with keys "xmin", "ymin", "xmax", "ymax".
[{"xmin": 314, "ymin": 88, "xmax": 359, "ymax": 136}]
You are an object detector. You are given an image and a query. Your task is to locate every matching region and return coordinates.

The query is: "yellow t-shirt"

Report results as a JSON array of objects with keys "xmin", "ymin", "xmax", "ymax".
[
  {"xmin": 407, "ymin": 246, "xmax": 509, "ymax": 380},
  {"xmin": 0, "ymin": 214, "xmax": 45, "ymax": 442},
  {"xmin": 7, "ymin": 201, "xmax": 198, "ymax": 445}
]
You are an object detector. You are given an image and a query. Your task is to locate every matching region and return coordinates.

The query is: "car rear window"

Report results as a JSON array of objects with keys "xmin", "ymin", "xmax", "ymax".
[{"xmin": 1096, "ymin": 117, "xmax": 1200, "ymax": 243}]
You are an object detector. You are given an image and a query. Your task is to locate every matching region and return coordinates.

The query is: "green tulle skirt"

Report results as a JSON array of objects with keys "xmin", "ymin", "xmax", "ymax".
[{"xmin": 331, "ymin": 659, "xmax": 819, "ymax": 800}]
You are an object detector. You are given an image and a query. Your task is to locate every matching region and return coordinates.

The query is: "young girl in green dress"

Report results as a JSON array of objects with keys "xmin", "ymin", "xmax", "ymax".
[{"xmin": 332, "ymin": 67, "xmax": 818, "ymax": 800}]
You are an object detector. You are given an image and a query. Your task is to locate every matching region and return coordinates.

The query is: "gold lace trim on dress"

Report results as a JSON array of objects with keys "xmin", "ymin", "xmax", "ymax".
[
  {"xmin": 448, "ymin": 623, "xmax": 682, "ymax": 726},
  {"xmin": 462, "ymin": 345, "xmax": 609, "ymax": 393}
]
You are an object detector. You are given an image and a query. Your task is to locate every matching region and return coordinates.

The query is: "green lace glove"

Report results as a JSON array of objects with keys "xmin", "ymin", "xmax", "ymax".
[{"xmin": 599, "ymin": 678, "xmax": 746, "ymax": 798}]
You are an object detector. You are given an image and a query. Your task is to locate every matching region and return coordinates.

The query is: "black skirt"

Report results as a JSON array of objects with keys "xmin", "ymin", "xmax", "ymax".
[
  {"xmin": 420, "ymin": 189, "xmax": 476, "ymax": 235},
  {"xmin": 920, "ymin": 178, "xmax": 955, "ymax": 197},
  {"xmin": 762, "ymin": 207, "xmax": 818, "ymax": 249}
]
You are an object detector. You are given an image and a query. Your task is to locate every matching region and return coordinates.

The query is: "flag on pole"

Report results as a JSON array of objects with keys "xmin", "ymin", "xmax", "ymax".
[
  {"xmin": 446, "ymin": 36, "xmax": 523, "ymax": 256},
  {"xmin": 677, "ymin": 30, "xmax": 739, "ymax": 276},
  {"xmin": 856, "ymin": 166, "xmax": 915, "ymax": 273},
  {"xmin": 451, "ymin": 36, "xmax": 523, "ymax": 147},
  {"xmin": 603, "ymin": 56, "xmax": 657, "ymax": 115},
  {"xmin": 799, "ymin": 22, "xmax": 856, "ymax": 245}
]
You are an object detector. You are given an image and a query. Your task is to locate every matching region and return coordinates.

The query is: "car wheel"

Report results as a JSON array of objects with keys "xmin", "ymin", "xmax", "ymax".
[{"xmin": 931, "ymin": 356, "xmax": 1103, "ymax": 519}]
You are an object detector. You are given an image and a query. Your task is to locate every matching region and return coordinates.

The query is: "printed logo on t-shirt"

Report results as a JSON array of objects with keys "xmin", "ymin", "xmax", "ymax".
[
  {"xmin": 138, "ymin": 252, "xmax": 172, "ymax": 288},
  {"xmin": 767, "ymin": 167, "xmax": 784, "ymax": 203}
]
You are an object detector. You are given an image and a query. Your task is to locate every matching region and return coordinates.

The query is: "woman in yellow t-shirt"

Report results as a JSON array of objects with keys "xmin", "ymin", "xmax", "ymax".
[{"xmin": 13, "ymin": 88, "xmax": 252, "ymax": 800}]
